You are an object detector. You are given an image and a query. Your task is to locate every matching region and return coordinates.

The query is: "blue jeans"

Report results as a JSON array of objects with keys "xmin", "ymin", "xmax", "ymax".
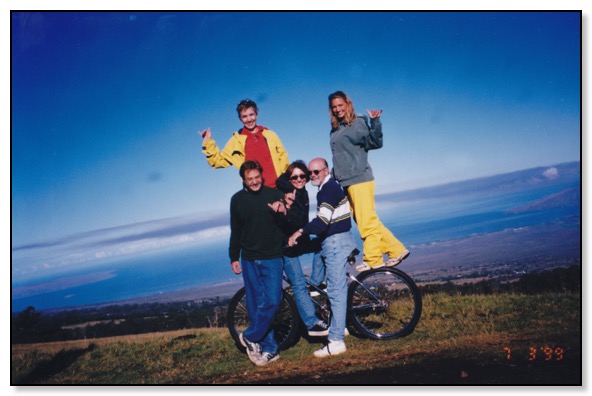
[
  {"xmin": 309, "ymin": 251, "xmax": 326, "ymax": 287},
  {"xmin": 241, "ymin": 258, "xmax": 284, "ymax": 354},
  {"xmin": 284, "ymin": 255, "xmax": 321, "ymax": 329},
  {"xmin": 321, "ymin": 231, "xmax": 356, "ymax": 342}
]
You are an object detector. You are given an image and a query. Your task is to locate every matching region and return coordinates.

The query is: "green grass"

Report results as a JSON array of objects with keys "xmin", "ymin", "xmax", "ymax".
[{"xmin": 12, "ymin": 292, "xmax": 581, "ymax": 385}]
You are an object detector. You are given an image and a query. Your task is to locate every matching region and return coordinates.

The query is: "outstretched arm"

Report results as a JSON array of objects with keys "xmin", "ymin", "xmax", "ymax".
[{"xmin": 202, "ymin": 131, "xmax": 240, "ymax": 169}]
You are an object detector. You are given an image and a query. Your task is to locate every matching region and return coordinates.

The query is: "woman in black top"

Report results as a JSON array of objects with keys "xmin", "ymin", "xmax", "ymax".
[{"xmin": 276, "ymin": 161, "xmax": 328, "ymax": 337}]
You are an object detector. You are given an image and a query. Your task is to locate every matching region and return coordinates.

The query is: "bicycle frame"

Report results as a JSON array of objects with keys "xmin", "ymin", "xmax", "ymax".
[{"xmin": 282, "ymin": 246, "xmax": 380, "ymax": 304}]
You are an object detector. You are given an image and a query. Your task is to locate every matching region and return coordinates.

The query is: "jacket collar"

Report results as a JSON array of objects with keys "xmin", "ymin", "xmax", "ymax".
[
  {"xmin": 239, "ymin": 125, "xmax": 266, "ymax": 135},
  {"xmin": 318, "ymin": 174, "xmax": 332, "ymax": 190}
]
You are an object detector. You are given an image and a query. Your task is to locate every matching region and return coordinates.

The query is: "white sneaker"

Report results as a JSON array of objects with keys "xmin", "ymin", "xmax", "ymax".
[
  {"xmin": 313, "ymin": 340, "xmax": 347, "ymax": 358},
  {"xmin": 355, "ymin": 261, "xmax": 385, "ymax": 272},
  {"xmin": 386, "ymin": 250, "xmax": 410, "ymax": 267},
  {"xmin": 239, "ymin": 333, "xmax": 261, "ymax": 365},
  {"xmin": 255, "ymin": 351, "xmax": 280, "ymax": 366}
]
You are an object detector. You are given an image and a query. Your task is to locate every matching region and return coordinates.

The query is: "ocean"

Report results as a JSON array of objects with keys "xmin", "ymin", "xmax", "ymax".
[{"xmin": 11, "ymin": 176, "xmax": 580, "ymax": 312}]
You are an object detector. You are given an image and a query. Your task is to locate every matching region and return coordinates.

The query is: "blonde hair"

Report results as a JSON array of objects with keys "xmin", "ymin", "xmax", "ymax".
[{"xmin": 328, "ymin": 91, "xmax": 357, "ymax": 130}]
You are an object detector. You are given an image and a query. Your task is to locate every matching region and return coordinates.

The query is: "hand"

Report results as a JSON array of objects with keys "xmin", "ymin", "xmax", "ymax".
[
  {"xmin": 268, "ymin": 200, "xmax": 286, "ymax": 215},
  {"xmin": 288, "ymin": 230, "xmax": 302, "ymax": 247},
  {"xmin": 284, "ymin": 189, "xmax": 296, "ymax": 209},
  {"xmin": 231, "ymin": 261, "xmax": 241, "ymax": 274},
  {"xmin": 200, "ymin": 128, "xmax": 212, "ymax": 141},
  {"xmin": 366, "ymin": 109, "xmax": 383, "ymax": 119}
]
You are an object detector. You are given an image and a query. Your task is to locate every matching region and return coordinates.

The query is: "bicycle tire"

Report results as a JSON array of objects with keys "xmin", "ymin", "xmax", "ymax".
[
  {"xmin": 226, "ymin": 287, "xmax": 301, "ymax": 352},
  {"xmin": 347, "ymin": 267, "xmax": 422, "ymax": 340}
]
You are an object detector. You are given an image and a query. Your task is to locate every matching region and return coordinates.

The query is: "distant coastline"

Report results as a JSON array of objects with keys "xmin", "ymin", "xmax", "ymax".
[
  {"xmin": 39, "ymin": 219, "xmax": 580, "ymax": 314},
  {"xmin": 14, "ymin": 161, "xmax": 581, "ymax": 313}
]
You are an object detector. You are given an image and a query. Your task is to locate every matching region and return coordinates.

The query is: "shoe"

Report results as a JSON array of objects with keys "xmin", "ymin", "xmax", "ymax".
[
  {"xmin": 313, "ymin": 340, "xmax": 347, "ymax": 358},
  {"xmin": 309, "ymin": 282, "xmax": 327, "ymax": 297},
  {"xmin": 386, "ymin": 250, "xmax": 410, "ymax": 267},
  {"xmin": 355, "ymin": 261, "xmax": 385, "ymax": 272},
  {"xmin": 308, "ymin": 320, "xmax": 330, "ymax": 336},
  {"xmin": 255, "ymin": 351, "xmax": 280, "ymax": 366},
  {"xmin": 239, "ymin": 333, "xmax": 261, "ymax": 365}
]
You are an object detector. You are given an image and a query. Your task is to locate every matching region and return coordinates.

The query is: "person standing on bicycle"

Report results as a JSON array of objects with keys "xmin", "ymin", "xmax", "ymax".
[
  {"xmin": 229, "ymin": 160, "xmax": 286, "ymax": 366},
  {"xmin": 327, "ymin": 91, "xmax": 409, "ymax": 272},
  {"xmin": 287, "ymin": 158, "xmax": 357, "ymax": 357},
  {"xmin": 273, "ymin": 160, "xmax": 329, "ymax": 338},
  {"xmin": 199, "ymin": 99, "xmax": 290, "ymax": 188}
]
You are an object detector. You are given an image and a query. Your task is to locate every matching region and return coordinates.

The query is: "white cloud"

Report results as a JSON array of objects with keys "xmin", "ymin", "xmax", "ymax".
[
  {"xmin": 12, "ymin": 214, "xmax": 230, "ymax": 284},
  {"xmin": 542, "ymin": 167, "xmax": 559, "ymax": 180}
]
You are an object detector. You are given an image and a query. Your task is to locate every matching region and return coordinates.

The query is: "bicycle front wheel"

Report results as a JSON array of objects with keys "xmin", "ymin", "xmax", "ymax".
[
  {"xmin": 348, "ymin": 268, "xmax": 422, "ymax": 340},
  {"xmin": 227, "ymin": 287, "xmax": 301, "ymax": 352}
]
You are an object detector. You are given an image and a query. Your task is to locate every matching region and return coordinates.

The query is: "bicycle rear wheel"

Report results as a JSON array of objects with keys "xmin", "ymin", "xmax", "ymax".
[
  {"xmin": 348, "ymin": 268, "xmax": 422, "ymax": 340},
  {"xmin": 227, "ymin": 287, "xmax": 301, "ymax": 352}
]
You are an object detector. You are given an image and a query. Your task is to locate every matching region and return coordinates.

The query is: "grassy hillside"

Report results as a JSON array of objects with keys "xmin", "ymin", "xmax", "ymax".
[{"xmin": 12, "ymin": 291, "xmax": 580, "ymax": 385}]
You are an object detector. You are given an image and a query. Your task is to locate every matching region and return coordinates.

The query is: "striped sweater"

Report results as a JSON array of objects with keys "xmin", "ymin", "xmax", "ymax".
[{"xmin": 302, "ymin": 176, "xmax": 352, "ymax": 238}]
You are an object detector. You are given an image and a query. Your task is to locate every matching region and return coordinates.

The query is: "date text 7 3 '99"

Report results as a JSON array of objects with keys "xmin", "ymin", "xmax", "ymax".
[{"xmin": 503, "ymin": 347, "xmax": 564, "ymax": 361}]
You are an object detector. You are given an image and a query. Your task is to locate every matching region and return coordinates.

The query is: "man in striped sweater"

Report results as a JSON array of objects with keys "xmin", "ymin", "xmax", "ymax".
[{"xmin": 288, "ymin": 157, "xmax": 357, "ymax": 358}]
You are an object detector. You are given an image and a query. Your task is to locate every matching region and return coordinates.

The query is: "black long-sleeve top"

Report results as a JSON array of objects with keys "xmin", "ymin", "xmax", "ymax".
[
  {"xmin": 275, "ymin": 172, "xmax": 321, "ymax": 258},
  {"xmin": 229, "ymin": 185, "xmax": 285, "ymax": 262}
]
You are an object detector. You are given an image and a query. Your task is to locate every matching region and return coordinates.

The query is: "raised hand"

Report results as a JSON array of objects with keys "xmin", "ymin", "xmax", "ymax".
[
  {"xmin": 284, "ymin": 189, "xmax": 296, "ymax": 209},
  {"xmin": 200, "ymin": 128, "xmax": 212, "ymax": 141},
  {"xmin": 366, "ymin": 109, "xmax": 383, "ymax": 119}
]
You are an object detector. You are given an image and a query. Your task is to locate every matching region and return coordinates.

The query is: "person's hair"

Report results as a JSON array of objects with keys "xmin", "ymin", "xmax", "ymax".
[
  {"xmin": 239, "ymin": 160, "xmax": 263, "ymax": 180},
  {"xmin": 287, "ymin": 160, "xmax": 310, "ymax": 181},
  {"xmin": 328, "ymin": 91, "xmax": 356, "ymax": 130},
  {"xmin": 236, "ymin": 99, "xmax": 259, "ymax": 116}
]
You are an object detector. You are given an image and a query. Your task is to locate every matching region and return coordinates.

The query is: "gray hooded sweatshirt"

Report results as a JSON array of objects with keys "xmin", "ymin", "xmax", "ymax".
[{"xmin": 330, "ymin": 114, "xmax": 383, "ymax": 187}]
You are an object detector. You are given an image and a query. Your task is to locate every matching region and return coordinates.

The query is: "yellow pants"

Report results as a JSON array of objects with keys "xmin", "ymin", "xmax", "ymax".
[{"xmin": 346, "ymin": 180, "xmax": 407, "ymax": 267}]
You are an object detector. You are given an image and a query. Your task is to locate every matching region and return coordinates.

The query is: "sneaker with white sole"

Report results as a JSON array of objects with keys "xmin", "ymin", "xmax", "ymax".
[
  {"xmin": 355, "ymin": 261, "xmax": 385, "ymax": 272},
  {"xmin": 313, "ymin": 340, "xmax": 347, "ymax": 358},
  {"xmin": 255, "ymin": 351, "xmax": 280, "ymax": 366},
  {"xmin": 386, "ymin": 250, "xmax": 410, "ymax": 267},
  {"xmin": 308, "ymin": 320, "xmax": 330, "ymax": 336},
  {"xmin": 239, "ymin": 333, "xmax": 261, "ymax": 365}
]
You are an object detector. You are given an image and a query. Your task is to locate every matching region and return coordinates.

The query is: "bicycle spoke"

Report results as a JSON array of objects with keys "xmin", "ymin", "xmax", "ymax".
[
  {"xmin": 227, "ymin": 288, "xmax": 301, "ymax": 351},
  {"xmin": 348, "ymin": 268, "xmax": 421, "ymax": 340}
]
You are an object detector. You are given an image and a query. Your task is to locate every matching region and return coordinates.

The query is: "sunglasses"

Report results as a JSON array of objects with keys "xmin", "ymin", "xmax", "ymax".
[
  {"xmin": 290, "ymin": 174, "xmax": 308, "ymax": 181},
  {"xmin": 308, "ymin": 167, "xmax": 327, "ymax": 175}
]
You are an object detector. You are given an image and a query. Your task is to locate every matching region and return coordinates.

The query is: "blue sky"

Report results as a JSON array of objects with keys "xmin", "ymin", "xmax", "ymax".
[{"xmin": 10, "ymin": 10, "xmax": 582, "ymax": 284}]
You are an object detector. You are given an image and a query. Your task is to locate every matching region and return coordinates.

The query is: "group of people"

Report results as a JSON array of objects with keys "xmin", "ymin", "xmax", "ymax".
[{"xmin": 199, "ymin": 92, "xmax": 409, "ymax": 366}]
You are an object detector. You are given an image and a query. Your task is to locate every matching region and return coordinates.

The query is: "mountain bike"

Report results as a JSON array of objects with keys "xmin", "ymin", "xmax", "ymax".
[{"xmin": 226, "ymin": 249, "xmax": 422, "ymax": 352}]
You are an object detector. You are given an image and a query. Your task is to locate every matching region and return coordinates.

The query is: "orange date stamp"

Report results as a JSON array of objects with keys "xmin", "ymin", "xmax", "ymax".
[{"xmin": 503, "ymin": 346, "xmax": 565, "ymax": 361}]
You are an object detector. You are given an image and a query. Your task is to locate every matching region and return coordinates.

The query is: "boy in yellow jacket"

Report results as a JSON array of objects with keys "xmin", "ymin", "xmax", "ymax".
[{"xmin": 200, "ymin": 99, "xmax": 289, "ymax": 188}]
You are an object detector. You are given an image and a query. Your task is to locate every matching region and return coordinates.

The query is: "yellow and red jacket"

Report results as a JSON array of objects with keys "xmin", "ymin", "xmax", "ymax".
[{"xmin": 202, "ymin": 127, "xmax": 289, "ymax": 176}]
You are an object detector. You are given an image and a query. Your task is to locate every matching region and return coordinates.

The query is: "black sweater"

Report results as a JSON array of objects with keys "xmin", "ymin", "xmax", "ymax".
[
  {"xmin": 275, "ymin": 172, "xmax": 321, "ymax": 257},
  {"xmin": 229, "ymin": 185, "xmax": 285, "ymax": 262}
]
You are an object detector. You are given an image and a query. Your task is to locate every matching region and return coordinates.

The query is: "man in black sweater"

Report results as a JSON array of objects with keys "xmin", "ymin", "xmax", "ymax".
[{"xmin": 229, "ymin": 160, "xmax": 285, "ymax": 366}]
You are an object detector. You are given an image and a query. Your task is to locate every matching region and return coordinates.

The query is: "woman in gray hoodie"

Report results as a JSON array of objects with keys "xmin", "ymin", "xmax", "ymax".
[{"xmin": 327, "ymin": 90, "xmax": 409, "ymax": 272}]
